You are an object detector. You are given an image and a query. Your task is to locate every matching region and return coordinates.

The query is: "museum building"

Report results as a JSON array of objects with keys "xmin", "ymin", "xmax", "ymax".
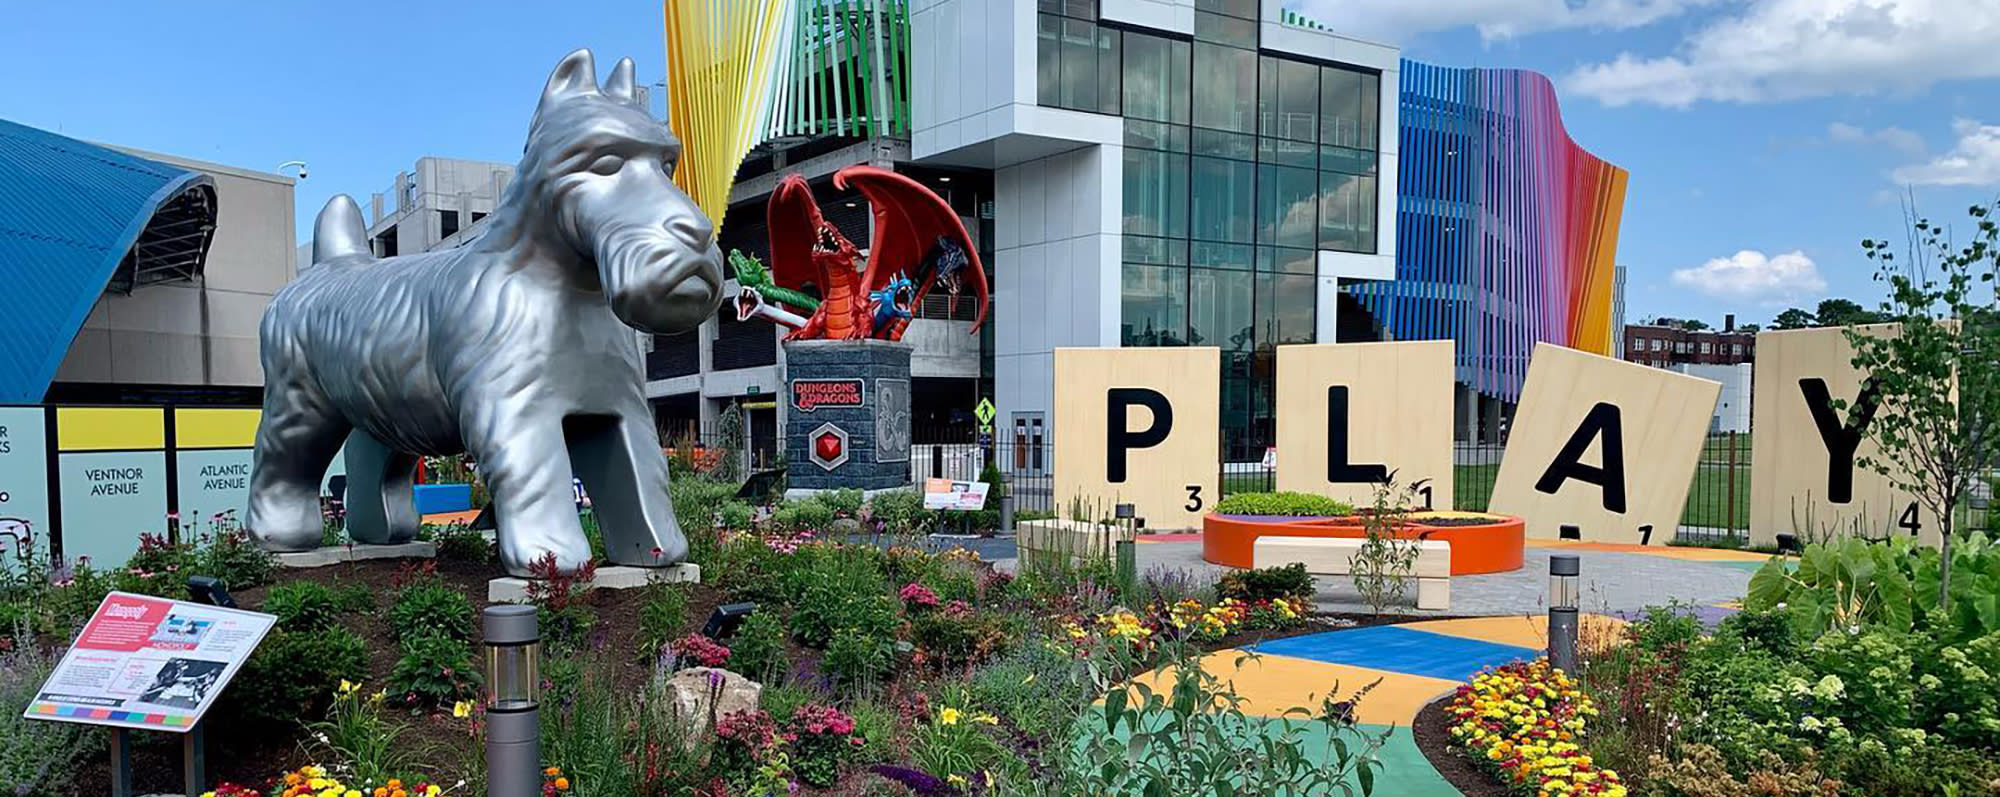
[{"xmin": 643, "ymin": 0, "xmax": 1628, "ymax": 464}]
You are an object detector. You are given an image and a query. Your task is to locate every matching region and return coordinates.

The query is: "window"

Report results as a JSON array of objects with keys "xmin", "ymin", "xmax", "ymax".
[
  {"xmin": 1732, "ymin": 343, "xmax": 1743, "ymax": 356},
  {"xmin": 1320, "ymin": 68, "xmax": 1379, "ymax": 150},
  {"xmin": 1259, "ymin": 56, "xmax": 1319, "ymax": 142},
  {"xmin": 1189, "ymin": 268, "xmax": 1253, "ymax": 350},
  {"xmin": 1318, "ymin": 171, "xmax": 1375, "ymax": 253},
  {"xmin": 439, "ymin": 210, "xmax": 459, "ymax": 239},
  {"xmin": 1122, "ymin": 33, "xmax": 1190, "ymax": 124},
  {"xmin": 1194, "ymin": 10, "xmax": 1256, "ymax": 48},
  {"xmin": 1192, "ymin": 43, "xmax": 1256, "ymax": 133},
  {"xmin": 1191, "ymin": 157, "xmax": 1255, "ymax": 243},
  {"xmin": 1037, "ymin": 2, "xmax": 1120, "ymax": 114},
  {"xmin": 1256, "ymin": 271, "xmax": 1316, "ymax": 346},
  {"xmin": 1699, "ymin": 342, "xmax": 1712, "ymax": 354},
  {"xmin": 1631, "ymin": 338, "xmax": 1644, "ymax": 351},
  {"xmin": 1257, "ymin": 163, "xmax": 1318, "ymax": 249},
  {"xmin": 1121, "ymin": 264, "xmax": 1187, "ymax": 346},
  {"xmin": 1651, "ymin": 339, "xmax": 1663, "ymax": 351},
  {"xmin": 1123, "ymin": 148, "xmax": 1189, "ymax": 238}
]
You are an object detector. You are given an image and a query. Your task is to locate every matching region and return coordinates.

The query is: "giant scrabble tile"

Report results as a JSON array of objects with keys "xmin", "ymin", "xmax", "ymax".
[
  {"xmin": 1489, "ymin": 344, "xmax": 1720, "ymax": 544},
  {"xmin": 1054, "ymin": 347, "xmax": 1219, "ymax": 530},
  {"xmin": 1275, "ymin": 341, "xmax": 1455, "ymax": 510}
]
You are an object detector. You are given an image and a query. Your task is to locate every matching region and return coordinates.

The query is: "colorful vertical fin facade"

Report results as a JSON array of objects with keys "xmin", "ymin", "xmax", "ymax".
[
  {"xmin": 664, "ymin": 0, "xmax": 792, "ymax": 232},
  {"xmin": 1353, "ymin": 59, "xmax": 1628, "ymax": 403}
]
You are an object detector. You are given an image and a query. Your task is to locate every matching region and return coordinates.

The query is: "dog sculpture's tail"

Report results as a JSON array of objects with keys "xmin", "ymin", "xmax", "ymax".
[{"xmin": 311, "ymin": 195, "xmax": 371, "ymax": 264}]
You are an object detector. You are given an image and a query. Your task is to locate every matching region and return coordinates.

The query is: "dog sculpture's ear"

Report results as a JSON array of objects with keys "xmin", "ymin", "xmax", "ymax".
[
  {"xmin": 538, "ymin": 48, "xmax": 600, "ymax": 113},
  {"xmin": 604, "ymin": 57, "xmax": 640, "ymax": 108}
]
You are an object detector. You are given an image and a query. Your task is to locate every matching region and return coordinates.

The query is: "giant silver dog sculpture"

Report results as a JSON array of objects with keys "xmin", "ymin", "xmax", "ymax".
[{"xmin": 248, "ymin": 49, "xmax": 724, "ymax": 576}]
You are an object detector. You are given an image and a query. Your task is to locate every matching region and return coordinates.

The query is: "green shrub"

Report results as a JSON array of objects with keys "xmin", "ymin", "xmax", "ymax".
[
  {"xmin": 729, "ymin": 608, "xmax": 790, "ymax": 684},
  {"xmin": 868, "ymin": 489, "xmax": 929, "ymax": 536},
  {"xmin": 671, "ymin": 477, "xmax": 740, "ymax": 532},
  {"xmin": 217, "ymin": 627, "xmax": 368, "ymax": 730},
  {"xmin": 967, "ymin": 640, "xmax": 1095, "ymax": 744},
  {"xmin": 790, "ymin": 568, "xmax": 895, "ymax": 650},
  {"xmin": 0, "ymin": 635, "xmax": 103, "ymax": 795},
  {"xmin": 1217, "ymin": 563, "xmax": 1315, "ymax": 603},
  {"xmin": 431, "ymin": 523, "xmax": 491, "ymax": 563},
  {"xmin": 262, "ymin": 581, "xmax": 346, "ymax": 632},
  {"xmin": 1211, "ymin": 491, "xmax": 1355, "ymax": 517},
  {"xmin": 758, "ymin": 682, "xmax": 815, "ymax": 724},
  {"xmin": 818, "ymin": 488, "xmax": 864, "ymax": 519},
  {"xmin": 389, "ymin": 631, "xmax": 481, "ymax": 707},
  {"xmin": 388, "ymin": 580, "xmax": 475, "ymax": 643},
  {"xmin": 822, "ymin": 627, "xmax": 893, "ymax": 694},
  {"xmin": 909, "ymin": 609, "xmax": 1011, "ymax": 672},
  {"xmin": 637, "ymin": 582, "xmax": 690, "ymax": 658},
  {"xmin": 773, "ymin": 498, "xmax": 836, "ymax": 532},
  {"xmin": 717, "ymin": 500, "xmax": 756, "ymax": 531},
  {"xmin": 847, "ymin": 699, "xmax": 898, "ymax": 763},
  {"xmin": 195, "ymin": 527, "xmax": 276, "ymax": 590}
]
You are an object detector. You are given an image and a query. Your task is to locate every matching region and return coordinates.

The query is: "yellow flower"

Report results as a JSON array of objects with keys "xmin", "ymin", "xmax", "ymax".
[
  {"xmin": 452, "ymin": 700, "xmax": 473, "ymax": 718},
  {"xmin": 338, "ymin": 679, "xmax": 358, "ymax": 695},
  {"xmin": 973, "ymin": 713, "xmax": 999, "ymax": 725},
  {"xmin": 1021, "ymin": 673, "xmax": 1037, "ymax": 685},
  {"xmin": 947, "ymin": 774, "xmax": 969, "ymax": 788},
  {"xmin": 939, "ymin": 707, "xmax": 962, "ymax": 725}
]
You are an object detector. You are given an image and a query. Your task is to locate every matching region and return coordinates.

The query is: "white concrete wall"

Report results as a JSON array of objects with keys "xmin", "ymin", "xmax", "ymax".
[
  {"xmin": 905, "ymin": 319, "xmax": 981, "ymax": 378},
  {"xmin": 1677, "ymin": 362, "xmax": 1752, "ymax": 434},
  {"xmin": 1101, "ymin": 0, "xmax": 1194, "ymax": 33},
  {"xmin": 56, "ymin": 151, "xmax": 297, "ymax": 388},
  {"xmin": 993, "ymin": 145, "xmax": 1122, "ymax": 432}
]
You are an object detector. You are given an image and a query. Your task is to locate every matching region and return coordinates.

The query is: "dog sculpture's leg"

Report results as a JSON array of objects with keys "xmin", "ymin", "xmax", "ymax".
[
  {"xmin": 342, "ymin": 431, "xmax": 421, "ymax": 546},
  {"xmin": 565, "ymin": 407, "xmax": 687, "ymax": 567},
  {"xmin": 246, "ymin": 380, "xmax": 351, "ymax": 551},
  {"xmin": 470, "ymin": 414, "xmax": 592, "ymax": 577}
]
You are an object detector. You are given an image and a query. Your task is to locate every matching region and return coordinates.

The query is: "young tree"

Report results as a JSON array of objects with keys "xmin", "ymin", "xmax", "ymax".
[{"xmin": 1841, "ymin": 203, "xmax": 2000, "ymax": 607}]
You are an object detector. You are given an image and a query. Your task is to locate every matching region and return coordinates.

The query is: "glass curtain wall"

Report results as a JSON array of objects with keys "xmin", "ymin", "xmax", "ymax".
[{"xmin": 1040, "ymin": 0, "xmax": 1380, "ymax": 457}]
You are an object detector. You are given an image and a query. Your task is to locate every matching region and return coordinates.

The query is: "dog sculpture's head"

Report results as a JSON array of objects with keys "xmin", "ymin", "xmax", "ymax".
[{"xmin": 516, "ymin": 49, "xmax": 723, "ymax": 334}]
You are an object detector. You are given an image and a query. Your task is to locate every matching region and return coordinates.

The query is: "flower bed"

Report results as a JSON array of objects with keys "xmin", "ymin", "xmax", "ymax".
[
  {"xmin": 1203, "ymin": 509, "xmax": 1526, "ymax": 574},
  {"xmin": 1447, "ymin": 659, "xmax": 1627, "ymax": 796}
]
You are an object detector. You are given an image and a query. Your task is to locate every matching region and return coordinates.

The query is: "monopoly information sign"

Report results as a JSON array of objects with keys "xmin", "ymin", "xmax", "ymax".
[
  {"xmin": 922, "ymin": 477, "xmax": 990, "ymax": 511},
  {"xmin": 25, "ymin": 592, "xmax": 275, "ymax": 732}
]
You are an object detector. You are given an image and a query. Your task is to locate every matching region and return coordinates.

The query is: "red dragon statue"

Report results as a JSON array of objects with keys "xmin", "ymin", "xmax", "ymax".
[{"xmin": 733, "ymin": 165, "xmax": 988, "ymax": 341}]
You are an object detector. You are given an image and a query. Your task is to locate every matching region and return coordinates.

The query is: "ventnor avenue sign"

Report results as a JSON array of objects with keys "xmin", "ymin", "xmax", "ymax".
[{"xmin": 792, "ymin": 379, "xmax": 865, "ymax": 412}]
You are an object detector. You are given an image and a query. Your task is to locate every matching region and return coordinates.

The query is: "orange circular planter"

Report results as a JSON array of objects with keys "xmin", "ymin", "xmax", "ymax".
[{"xmin": 1202, "ymin": 510, "xmax": 1526, "ymax": 575}]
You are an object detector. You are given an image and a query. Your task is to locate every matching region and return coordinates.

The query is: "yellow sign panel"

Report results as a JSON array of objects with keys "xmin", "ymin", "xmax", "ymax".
[
  {"xmin": 1053, "ymin": 347, "xmax": 1219, "ymax": 530},
  {"xmin": 1749, "ymin": 326, "xmax": 1937, "ymax": 547},
  {"xmin": 174, "ymin": 408, "xmax": 262, "ymax": 450},
  {"xmin": 56, "ymin": 408, "xmax": 166, "ymax": 452},
  {"xmin": 1489, "ymin": 344, "xmax": 1720, "ymax": 544},
  {"xmin": 1275, "ymin": 341, "xmax": 1455, "ymax": 510}
]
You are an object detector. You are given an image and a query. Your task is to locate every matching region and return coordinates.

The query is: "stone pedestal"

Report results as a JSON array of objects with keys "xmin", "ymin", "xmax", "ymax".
[
  {"xmin": 487, "ymin": 563, "xmax": 701, "ymax": 603},
  {"xmin": 783, "ymin": 339, "xmax": 912, "ymax": 496}
]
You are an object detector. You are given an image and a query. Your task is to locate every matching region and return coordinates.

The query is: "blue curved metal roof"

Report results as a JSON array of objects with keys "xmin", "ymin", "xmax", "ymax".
[{"xmin": 0, "ymin": 117, "xmax": 211, "ymax": 403}]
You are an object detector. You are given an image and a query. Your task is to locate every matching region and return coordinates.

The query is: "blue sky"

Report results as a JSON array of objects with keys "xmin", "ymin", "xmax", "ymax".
[{"xmin": 4, "ymin": 1, "xmax": 1997, "ymax": 327}]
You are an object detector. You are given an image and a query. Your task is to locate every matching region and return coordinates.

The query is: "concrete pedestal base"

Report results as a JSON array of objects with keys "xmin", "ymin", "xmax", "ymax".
[
  {"xmin": 275, "ymin": 541, "xmax": 437, "ymax": 568},
  {"xmin": 487, "ymin": 562, "xmax": 701, "ymax": 603}
]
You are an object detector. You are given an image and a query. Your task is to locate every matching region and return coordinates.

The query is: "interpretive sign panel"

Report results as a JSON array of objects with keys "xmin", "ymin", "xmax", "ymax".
[
  {"xmin": 25, "ymin": 592, "xmax": 275, "ymax": 732},
  {"xmin": 0, "ymin": 407, "xmax": 51, "ymax": 560},
  {"xmin": 922, "ymin": 478, "xmax": 990, "ymax": 511}
]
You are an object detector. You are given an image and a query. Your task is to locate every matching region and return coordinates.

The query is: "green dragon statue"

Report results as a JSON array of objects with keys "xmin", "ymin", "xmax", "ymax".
[{"xmin": 730, "ymin": 249, "xmax": 817, "ymax": 328}]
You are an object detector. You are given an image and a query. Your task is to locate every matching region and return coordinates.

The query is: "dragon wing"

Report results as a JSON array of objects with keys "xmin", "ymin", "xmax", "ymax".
[
  {"xmin": 834, "ymin": 165, "xmax": 990, "ymax": 332},
  {"xmin": 765, "ymin": 173, "xmax": 832, "ymax": 298}
]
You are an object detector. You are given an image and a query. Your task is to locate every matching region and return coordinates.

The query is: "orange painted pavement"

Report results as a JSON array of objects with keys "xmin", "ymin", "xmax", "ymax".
[
  {"xmin": 1132, "ymin": 650, "xmax": 1462, "ymax": 726},
  {"xmin": 422, "ymin": 509, "xmax": 481, "ymax": 526}
]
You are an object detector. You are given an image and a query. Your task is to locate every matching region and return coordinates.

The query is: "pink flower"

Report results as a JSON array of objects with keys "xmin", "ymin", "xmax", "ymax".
[
  {"xmin": 673, "ymin": 633, "xmax": 731, "ymax": 667},
  {"xmin": 899, "ymin": 582, "xmax": 940, "ymax": 608}
]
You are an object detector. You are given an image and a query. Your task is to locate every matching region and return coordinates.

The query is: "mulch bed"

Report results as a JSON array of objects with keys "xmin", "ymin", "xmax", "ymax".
[{"xmin": 1413, "ymin": 692, "xmax": 1514, "ymax": 797}]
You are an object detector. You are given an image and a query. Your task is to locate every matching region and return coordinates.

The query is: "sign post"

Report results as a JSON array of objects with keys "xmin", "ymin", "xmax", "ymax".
[{"xmin": 24, "ymin": 592, "xmax": 276, "ymax": 797}]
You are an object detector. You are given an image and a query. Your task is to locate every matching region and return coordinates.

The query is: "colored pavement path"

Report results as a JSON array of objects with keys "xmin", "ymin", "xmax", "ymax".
[{"xmin": 1132, "ymin": 615, "xmax": 1627, "ymax": 795}]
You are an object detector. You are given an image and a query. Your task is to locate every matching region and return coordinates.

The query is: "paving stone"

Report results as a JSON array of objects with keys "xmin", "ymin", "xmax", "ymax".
[{"xmin": 275, "ymin": 541, "xmax": 436, "ymax": 569}]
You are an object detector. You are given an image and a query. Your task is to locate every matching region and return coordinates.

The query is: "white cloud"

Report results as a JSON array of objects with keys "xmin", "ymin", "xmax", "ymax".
[
  {"xmin": 1891, "ymin": 119, "xmax": 2000, "ymax": 185},
  {"xmin": 1286, "ymin": 0, "xmax": 1716, "ymax": 43},
  {"xmin": 1563, "ymin": 0, "xmax": 2000, "ymax": 108},
  {"xmin": 1827, "ymin": 122, "xmax": 1927, "ymax": 156},
  {"xmin": 1670, "ymin": 250, "xmax": 1828, "ymax": 304}
]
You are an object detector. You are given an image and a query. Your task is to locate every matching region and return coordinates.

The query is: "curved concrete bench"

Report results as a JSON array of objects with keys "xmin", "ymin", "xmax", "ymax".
[{"xmin": 1252, "ymin": 536, "xmax": 1452, "ymax": 610}]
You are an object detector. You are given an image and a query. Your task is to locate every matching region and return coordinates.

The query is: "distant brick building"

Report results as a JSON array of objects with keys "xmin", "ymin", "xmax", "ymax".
[{"xmin": 1622, "ymin": 314, "xmax": 1755, "ymax": 368}]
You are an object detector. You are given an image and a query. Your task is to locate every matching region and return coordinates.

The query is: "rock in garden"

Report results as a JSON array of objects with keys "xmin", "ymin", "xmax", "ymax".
[{"xmin": 664, "ymin": 666, "xmax": 762, "ymax": 734}]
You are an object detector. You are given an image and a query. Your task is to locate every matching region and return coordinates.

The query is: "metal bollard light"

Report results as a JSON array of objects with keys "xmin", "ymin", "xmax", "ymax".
[
  {"xmin": 1547, "ymin": 554, "xmax": 1580, "ymax": 673},
  {"xmin": 483, "ymin": 604, "xmax": 541, "ymax": 797}
]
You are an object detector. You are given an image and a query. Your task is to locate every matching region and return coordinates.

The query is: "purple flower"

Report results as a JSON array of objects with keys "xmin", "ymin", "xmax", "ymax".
[{"xmin": 869, "ymin": 765, "xmax": 954, "ymax": 795}]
